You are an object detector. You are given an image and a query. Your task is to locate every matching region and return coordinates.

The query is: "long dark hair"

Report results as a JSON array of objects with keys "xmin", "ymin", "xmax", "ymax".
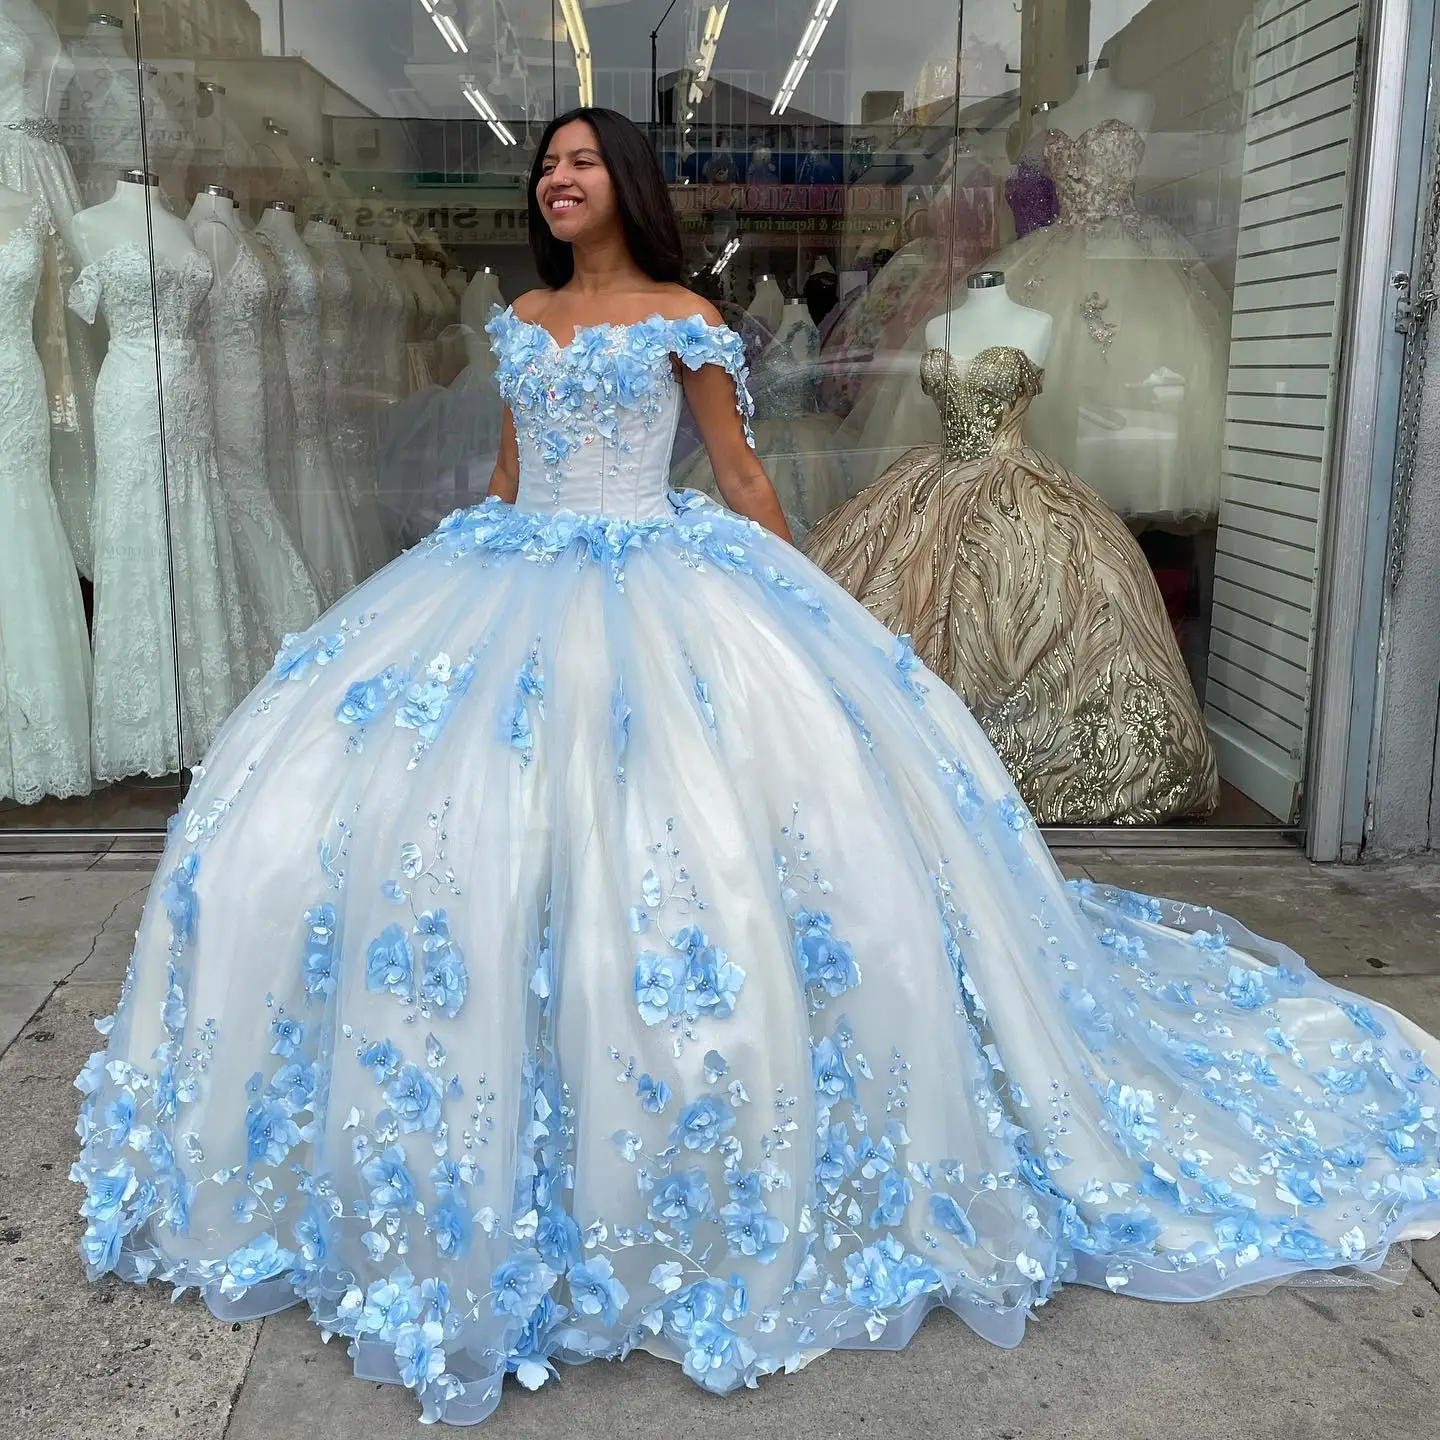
[{"xmin": 527, "ymin": 107, "xmax": 685, "ymax": 289}]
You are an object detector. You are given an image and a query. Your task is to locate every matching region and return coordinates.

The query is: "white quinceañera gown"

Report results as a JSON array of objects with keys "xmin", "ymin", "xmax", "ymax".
[{"xmin": 73, "ymin": 306, "xmax": 1440, "ymax": 1426}]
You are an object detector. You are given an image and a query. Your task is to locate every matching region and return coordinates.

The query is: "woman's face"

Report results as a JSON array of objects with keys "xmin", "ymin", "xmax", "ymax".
[{"xmin": 536, "ymin": 120, "xmax": 617, "ymax": 245}]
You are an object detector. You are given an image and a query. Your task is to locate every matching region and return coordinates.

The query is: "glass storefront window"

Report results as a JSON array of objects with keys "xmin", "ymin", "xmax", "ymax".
[{"xmin": 0, "ymin": 0, "xmax": 1371, "ymax": 835}]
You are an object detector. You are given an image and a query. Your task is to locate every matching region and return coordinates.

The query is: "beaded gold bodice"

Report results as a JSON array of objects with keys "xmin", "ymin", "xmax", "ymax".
[{"xmin": 918, "ymin": 345, "xmax": 1044, "ymax": 463}]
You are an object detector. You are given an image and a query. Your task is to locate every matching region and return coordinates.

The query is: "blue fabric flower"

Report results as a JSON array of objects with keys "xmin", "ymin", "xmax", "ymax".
[
  {"xmin": 360, "ymin": 1272, "xmax": 423, "ymax": 1339},
  {"xmin": 929, "ymin": 1192, "xmax": 977, "ymax": 1245},
  {"xmin": 335, "ymin": 665, "xmax": 405, "ymax": 726},
  {"xmin": 359, "ymin": 1038, "xmax": 403, "ymax": 1082},
  {"xmin": 427, "ymin": 1196, "xmax": 473, "ymax": 1258},
  {"xmin": 794, "ymin": 910, "xmax": 860, "ymax": 996},
  {"xmin": 634, "ymin": 951, "xmax": 684, "ymax": 1026},
  {"xmin": 220, "ymin": 1234, "xmax": 294, "ymax": 1296},
  {"xmin": 1101, "ymin": 1208, "xmax": 1161, "ymax": 1251},
  {"xmin": 490, "ymin": 1255, "xmax": 556, "ymax": 1318},
  {"xmin": 812, "ymin": 1036, "xmax": 857, "ymax": 1103},
  {"xmin": 682, "ymin": 1318, "xmax": 757, "ymax": 1392},
  {"xmin": 870, "ymin": 1169, "xmax": 913, "ymax": 1228},
  {"xmin": 418, "ymin": 913, "xmax": 469, "ymax": 1017},
  {"xmin": 815, "ymin": 1123, "xmax": 857, "ymax": 1193},
  {"xmin": 302, "ymin": 903, "xmax": 337, "ymax": 998},
  {"xmin": 366, "ymin": 924, "xmax": 414, "ymax": 1000},
  {"xmin": 161, "ymin": 852, "xmax": 200, "ymax": 946},
  {"xmin": 719, "ymin": 1200, "xmax": 788, "ymax": 1263},
  {"xmin": 535, "ymin": 1204, "xmax": 582, "ymax": 1268},
  {"xmin": 649, "ymin": 1168, "xmax": 713, "ymax": 1229},
  {"xmin": 672, "ymin": 1095, "xmax": 735, "ymax": 1153},
  {"xmin": 245, "ymin": 1097, "xmax": 301, "ymax": 1167},
  {"xmin": 844, "ymin": 1243, "xmax": 899, "ymax": 1309},
  {"xmin": 636, "ymin": 1074, "xmax": 671, "ymax": 1113},
  {"xmin": 362, "ymin": 1146, "xmax": 417, "ymax": 1214},
  {"xmin": 394, "ymin": 1319, "xmax": 447, "ymax": 1389},
  {"xmin": 385, "ymin": 1065, "xmax": 443, "ymax": 1133},
  {"xmin": 1224, "ymin": 967, "xmax": 1269, "ymax": 1010},
  {"xmin": 567, "ymin": 1256, "xmax": 629, "ymax": 1325},
  {"xmin": 665, "ymin": 1278, "xmax": 725, "ymax": 1337},
  {"xmin": 78, "ymin": 1159, "xmax": 137, "ymax": 1224},
  {"xmin": 270, "ymin": 1017, "xmax": 305, "ymax": 1058}
]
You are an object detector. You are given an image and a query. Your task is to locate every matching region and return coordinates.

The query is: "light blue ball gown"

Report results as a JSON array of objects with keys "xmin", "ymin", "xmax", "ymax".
[{"xmin": 72, "ymin": 304, "xmax": 1440, "ymax": 1425}]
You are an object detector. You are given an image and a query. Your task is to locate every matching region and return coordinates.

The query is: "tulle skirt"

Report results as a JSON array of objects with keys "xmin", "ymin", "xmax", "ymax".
[{"xmin": 72, "ymin": 494, "xmax": 1440, "ymax": 1425}]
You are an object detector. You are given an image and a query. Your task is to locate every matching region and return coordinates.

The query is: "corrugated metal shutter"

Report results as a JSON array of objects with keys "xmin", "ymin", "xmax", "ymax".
[{"xmin": 1205, "ymin": 0, "xmax": 1364, "ymax": 821}]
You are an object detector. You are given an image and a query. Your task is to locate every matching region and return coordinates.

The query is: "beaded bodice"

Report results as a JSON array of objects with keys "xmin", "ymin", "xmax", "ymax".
[
  {"xmin": 919, "ymin": 345, "xmax": 1043, "ymax": 463},
  {"xmin": 1045, "ymin": 120, "xmax": 1144, "ymax": 227},
  {"xmin": 487, "ymin": 305, "xmax": 753, "ymax": 521}
]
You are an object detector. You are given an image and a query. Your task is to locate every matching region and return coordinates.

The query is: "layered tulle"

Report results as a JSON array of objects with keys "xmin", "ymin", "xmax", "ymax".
[{"xmin": 74, "ymin": 492, "xmax": 1440, "ymax": 1425}]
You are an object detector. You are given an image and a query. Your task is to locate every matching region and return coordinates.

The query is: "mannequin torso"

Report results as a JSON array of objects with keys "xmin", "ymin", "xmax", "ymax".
[
  {"xmin": 1046, "ymin": 65, "xmax": 1154, "ymax": 140},
  {"xmin": 926, "ymin": 273, "xmax": 1053, "ymax": 366},
  {"xmin": 461, "ymin": 269, "xmax": 502, "ymax": 368},
  {"xmin": 0, "ymin": 0, "xmax": 70, "ymax": 121},
  {"xmin": 747, "ymin": 274, "xmax": 784, "ymax": 334},
  {"xmin": 69, "ymin": 173, "xmax": 196, "ymax": 266},
  {"xmin": 187, "ymin": 187, "xmax": 241, "ymax": 278},
  {"xmin": 256, "ymin": 202, "xmax": 306, "ymax": 258}
]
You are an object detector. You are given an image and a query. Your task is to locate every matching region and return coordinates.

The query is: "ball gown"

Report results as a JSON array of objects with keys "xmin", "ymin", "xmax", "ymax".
[
  {"xmin": 73, "ymin": 305, "xmax": 1440, "ymax": 1426},
  {"xmin": 806, "ymin": 345, "xmax": 1218, "ymax": 826}
]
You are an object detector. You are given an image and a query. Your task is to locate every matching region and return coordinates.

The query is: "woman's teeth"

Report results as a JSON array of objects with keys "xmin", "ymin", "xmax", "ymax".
[{"xmin": 551, "ymin": 197, "xmax": 580, "ymax": 209}]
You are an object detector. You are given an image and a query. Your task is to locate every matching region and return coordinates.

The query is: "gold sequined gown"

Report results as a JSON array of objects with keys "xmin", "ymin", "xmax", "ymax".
[{"xmin": 806, "ymin": 345, "xmax": 1218, "ymax": 825}]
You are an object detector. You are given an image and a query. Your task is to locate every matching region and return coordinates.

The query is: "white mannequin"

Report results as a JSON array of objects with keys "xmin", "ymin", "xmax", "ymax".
[
  {"xmin": 186, "ymin": 184, "xmax": 241, "ymax": 279},
  {"xmin": 3, "ymin": 0, "xmax": 71, "ymax": 119},
  {"xmin": 82, "ymin": 13, "xmax": 128, "ymax": 54},
  {"xmin": 69, "ymin": 170, "xmax": 196, "ymax": 267},
  {"xmin": 303, "ymin": 215, "xmax": 340, "ymax": 245},
  {"xmin": 926, "ymin": 270, "xmax": 1053, "ymax": 365},
  {"xmin": 1045, "ymin": 60, "xmax": 1154, "ymax": 140},
  {"xmin": 461, "ymin": 267, "xmax": 502, "ymax": 330},
  {"xmin": 256, "ymin": 199, "xmax": 305, "ymax": 257},
  {"xmin": 255, "ymin": 119, "xmax": 305, "ymax": 208},
  {"xmin": 748, "ymin": 273, "xmax": 784, "ymax": 333},
  {"xmin": 0, "ymin": 177, "xmax": 34, "ymax": 241},
  {"xmin": 444, "ymin": 265, "xmax": 467, "ymax": 300}
]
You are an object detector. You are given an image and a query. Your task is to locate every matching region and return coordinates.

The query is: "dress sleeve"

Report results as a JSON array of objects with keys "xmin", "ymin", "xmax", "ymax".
[
  {"xmin": 671, "ymin": 319, "xmax": 756, "ymax": 449},
  {"xmin": 68, "ymin": 263, "xmax": 101, "ymax": 325}
]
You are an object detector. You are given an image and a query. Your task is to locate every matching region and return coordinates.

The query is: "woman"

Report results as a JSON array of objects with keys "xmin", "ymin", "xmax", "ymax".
[{"xmin": 72, "ymin": 109, "xmax": 1440, "ymax": 1426}]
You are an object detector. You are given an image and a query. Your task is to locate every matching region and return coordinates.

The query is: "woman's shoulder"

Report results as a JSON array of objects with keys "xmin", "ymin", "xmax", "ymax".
[
  {"xmin": 508, "ymin": 288, "xmax": 553, "ymax": 323},
  {"xmin": 646, "ymin": 285, "xmax": 725, "ymax": 329}
]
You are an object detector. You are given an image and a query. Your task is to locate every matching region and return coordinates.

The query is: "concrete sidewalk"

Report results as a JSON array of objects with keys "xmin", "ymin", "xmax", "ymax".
[{"xmin": 0, "ymin": 850, "xmax": 1437, "ymax": 1440}]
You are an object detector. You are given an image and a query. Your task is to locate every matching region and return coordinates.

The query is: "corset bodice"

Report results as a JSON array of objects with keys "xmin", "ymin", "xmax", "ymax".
[
  {"xmin": 0, "ymin": 16, "xmax": 45, "ymax": 125},
  {"xmin": 1005, "ymin": 154, "xmax": 1059, "ymax": 239},
  {"xmin": 487, "ymin": 305, "xmax": 753, "ymax": 521},
  {"xmin": 1044, "ymin": 120, "xmax": 1144, "ymax": 228},
  {"xmin": 751, "ymin": 313, "xmax": 821, "ymax": 421},
  {"xmin": 71, "ymin": 242, "xmax": 212, "ymax": 350},
  {"xmin": 0, "ymin": 204, "xmax": 42, "ymax": 341},
  {"xmin": 919, "ymin": 345, "xmax": 1044, "ymax": 463}
]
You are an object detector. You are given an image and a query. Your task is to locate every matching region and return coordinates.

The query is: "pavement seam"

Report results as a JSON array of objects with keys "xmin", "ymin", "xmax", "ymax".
[
  {"xmin": 0, "ymin": 881, "xmax": 146, "ymax": 1065},
  {"xmin": 219, "ymin": 1320, "xmax": 266, "ymax": 1440}
]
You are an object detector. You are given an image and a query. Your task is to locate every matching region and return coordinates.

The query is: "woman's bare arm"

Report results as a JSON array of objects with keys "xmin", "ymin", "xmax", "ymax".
[
  {"xmin": 681, "ymin": 361, "xmax": 792, "ymax": 543},
  {"xmin": 487, "ymin": 407, "xmax": 520, "ymax": 502}
]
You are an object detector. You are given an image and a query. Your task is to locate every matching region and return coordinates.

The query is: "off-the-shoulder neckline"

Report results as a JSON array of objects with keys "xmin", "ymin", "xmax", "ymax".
[{"xmin": 491, "ymin": 302, "xmax": 733, "ymax": 357}]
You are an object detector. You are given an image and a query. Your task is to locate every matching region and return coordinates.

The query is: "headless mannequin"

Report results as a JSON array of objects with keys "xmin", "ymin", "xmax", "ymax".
[
  {"xmin": 255, "ymin": 200, "xmax": 305, "ymax": 259},
  {"xmin": 81, "ymin": 13, "xmax": 128, "ymax": 57},
  {"xmin": 255, "ymin": 120, "xmax": 305, "ymax": 208},
  {"xmin": 461, "ymin": 267, "xmax": 502, "ymax": 368},
  {"xmin": 3, "ymin": 0, "xmax": 71, "ymax": 119},
  {"xmin": 444, "ymin": 265, "xmax": 467, "ymax": 300},
  {"xmin": 1045, "ymin": 60, "xmax": 1154, "ymax": 140},
  {"xmin": 747, "ymin": 273, "xmax": 783, "ymax": 333},
  {"xmin": 0, "ymin": 177, "xmax": 34, "ymax": 241},
  {"xmin": 302, "ymin": 215, "xmax": 339, "ymax": 245},
  {"xmin": 186, "ymin": 184, "xmax": 241, "ymax": 279},
  {"xmin": 69, "ymin": 170, "xmax": 197, "ymax": 268},
  {"xmin": 926, "ymin": 270, "xmax": 1053, "ymax": 366}
]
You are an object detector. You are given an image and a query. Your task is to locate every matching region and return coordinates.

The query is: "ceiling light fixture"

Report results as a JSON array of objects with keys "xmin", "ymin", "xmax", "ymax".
[
  {"xmin": 461, "ymin": 78, "xmax": 516, "ymax": 145},
  {"xmin": 558, "ymin": 0, "xmax": 593, "ymax": 106},
  {"xmin": 687, "ymin": 3, "xmax": 728, "ymax": 108},
  {"xmin": 771, "ymin": 0, "xmax": 839, "ymax": 115},
  {"xmin": 418, "ymin": 0, "xmax": 468, "ymax": 55}
]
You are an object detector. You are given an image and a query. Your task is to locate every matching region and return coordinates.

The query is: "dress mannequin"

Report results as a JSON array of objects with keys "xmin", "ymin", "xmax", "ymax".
[
  {"xmin": 364, "ymin": 240, "xmax": 407, "ymax": 404},
  {"xmin": 444, "ymin": 265, "xmax": 467, "ymax": 300},
  {"xmin": 69, "ymin": 168, "xmax": 248, "ymax": 776},
  {"xmin": 60, "ymin": 13, "xmax": 143, "ymax": 196},
  {"xmin": 70, "ymin": 169, "xmax": 195, "ymax": 267},
  {"xmin": 0, "ymin": 176, "xmax": 91, "ymax": 804},
  {"xmin": 186, "ymin": 182, "xmax": 240, "ymax": 280},
  {"xmin": 398, "ymin": 252, "xmax": 439, "ymax": 391},
  {"xmin": 460, "ymin": 267, "xmax": 502, "ymax": 367},
  {"xmin": 747, "ymin": 273, "xmax": 783, "ymax": 334},
  {"xmin": 2, "ymin": 0, "xmax": 68, "ymax": 117},
  {"xmin": 252, "ymin": 199, "xmax": 362, "ymax": 602},
  {"xmin": 926, "ymin": 270, "xmax": 1053, "ymax": 364},
  {"xmin": 193, "ymin": 81, "xmax": 252, "ymax": 211},
  {"xmin": 1044, "ymin": 60, "xmax": 1154, "ymax": 140},
  {"xmin": 254, "ymin": 118, "xmax": 305, "ymax": 209}
]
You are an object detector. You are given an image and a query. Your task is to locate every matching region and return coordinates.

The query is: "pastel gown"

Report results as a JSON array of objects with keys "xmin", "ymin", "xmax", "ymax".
[
  {"xmin": 805, "ymin": 345, "xmax": 1218, "ymax": 826},
  {"xmin": 73, "ymin": 306, "xmax": 1440, "ymax": 1427}
]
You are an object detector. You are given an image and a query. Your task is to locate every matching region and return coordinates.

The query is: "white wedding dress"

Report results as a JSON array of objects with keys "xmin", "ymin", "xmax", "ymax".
[
  {"xmin": 0, "ymin": 8, "xmax": 96, "ymax": 576},
  {"xmin": 254, "ymin": 231, "xmax": 362, "ymax": 606},
  {"xmin": 202, "ymin": 238, "xmax": 323, "ymax": 688},
  {"xmin": 70, "ymin": 243, "xmax": 244, "ymax": 779},
  {"xmin": 0, "ymin": 202, "xmax": 90, "ymax": 803}
]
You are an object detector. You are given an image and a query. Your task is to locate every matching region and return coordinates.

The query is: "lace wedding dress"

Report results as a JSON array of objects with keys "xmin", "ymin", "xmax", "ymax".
[
  {"xmin": 74, "ymin": 305, "xmax": 1440, "ymax": 1427},
  {"xmin": 0, "ymin": 203, "xmax": 90, "ymax": 803},
  {"xmin": 202, "ymin": 238, "xmax": 323, "ymax": 687},
  {"xmin": 254, "ymin": 231, "xmax": 362, "ymax": 606},
  {"xmin": 70, "ymin": 243, "xmax": 244, "ymax": 779},
  {"xmin": 0, "ymin": 9, "xmax": 96, "ymax": 576},
  {"xmin": 314, "ymin": 237, "xmax": 390, "ymax": 577},
  {"xmin": 807, "ymin": 345, "xmax": 1218, "ymax": 825},
  {"xmin": 672, "ymin": 307, "xmax": 854, "ymax": 544},
  {"xmin": 983, "ymin": 121, "xmax": 1231, "ymax": 522}
]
